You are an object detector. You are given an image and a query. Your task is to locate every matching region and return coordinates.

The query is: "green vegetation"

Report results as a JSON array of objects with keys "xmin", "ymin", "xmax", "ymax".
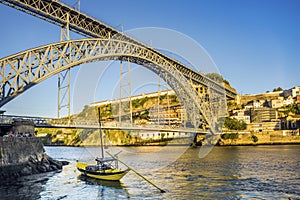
[
  {"xmin": 283, "ymin": 103, "xmax": 300, "ymax": 115},
  {"xmin": 205, "ymin": 73, "xmax": 223, "ymax": 83},
  {"xmin": 75, "ymin": 94, "xmax": 181, "ymax": 123},
  {"xmin": 272, "ymin": 87, "xmax": 283, "ymax": 92},
  {"xmin": 227, "ymin": 100, "xmax": 241, "ymax": 111},
  {"xmin": 205, "ymin": 72, "xmax": 231, "ymax": 86},
  {"xmin": 224, "ymin": 117, "xmax": 247, "ymax": 130},
  {"xmin": 35, "ymin": 128, "xmax": 93, "ymax": 146},
  {"xmin": 132, "ymin": 97, "xmax": 149, "ymax": 108},
  {"xmin": 251, "ymin": 135, "xmax": 258, "ymax": 143},
  {"xmin": 104, "ymin": 130, "xmax": 139, "ymax": 145},
  {"xmin": 35, "ymin": 92, "xmax": 184, "ymax": 146},
  {"xmin": 221, "ymin": 133, "xmax": 238, "ymax": 140}
]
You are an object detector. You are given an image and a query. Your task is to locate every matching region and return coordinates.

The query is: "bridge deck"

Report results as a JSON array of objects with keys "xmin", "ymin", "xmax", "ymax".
[{"xmin": 35, "ymin": 123, "xmax": 207, "ymax": 134}]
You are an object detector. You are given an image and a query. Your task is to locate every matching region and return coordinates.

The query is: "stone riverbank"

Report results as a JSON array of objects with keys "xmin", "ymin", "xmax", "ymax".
[
  {"xmin": 0, "ymin": 137, "xmax": 68, "ymax": 180},
  {"xmin": 218, "ymin": 131, "xmax": 300, "ymax": 146}
]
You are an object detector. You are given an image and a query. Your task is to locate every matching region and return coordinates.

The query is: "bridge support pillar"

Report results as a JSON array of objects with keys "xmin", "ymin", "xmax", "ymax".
[{"xmin": 57, "ymin": 13, "xmax": 71, "ymax": 120}]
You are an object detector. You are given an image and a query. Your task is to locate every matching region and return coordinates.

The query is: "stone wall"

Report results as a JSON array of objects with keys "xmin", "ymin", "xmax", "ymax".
[
  {"xmin": 12, "ymin": 119, "xmax": 35, "ymax": 135},
  {"xmin": 0, "ymin": 137, "xmax": 68, "ymax": 180},
  {"xmin": 219, "ymin": 131, "xmax": 300, "ymax": 146},
  {"xmin": 0, "ymin": 137, "xmax": 44, "ymax": 166}
]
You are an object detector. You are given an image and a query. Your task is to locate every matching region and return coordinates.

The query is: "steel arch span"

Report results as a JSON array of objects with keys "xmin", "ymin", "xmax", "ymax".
[{"xmin": 0, "ymin": 38, "xmax": 226, "ymax": 132}]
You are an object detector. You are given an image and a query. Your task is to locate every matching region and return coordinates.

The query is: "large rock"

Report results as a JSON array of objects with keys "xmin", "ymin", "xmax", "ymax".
[{"xmin": 0, "ymin": 137, "xmax": 69, "ymax": 180}]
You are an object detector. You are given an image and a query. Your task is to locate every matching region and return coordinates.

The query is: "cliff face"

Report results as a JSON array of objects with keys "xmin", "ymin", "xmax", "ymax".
[{"xmin": 0, "ymin": 137, "xmax": 68, "ymax": 180}]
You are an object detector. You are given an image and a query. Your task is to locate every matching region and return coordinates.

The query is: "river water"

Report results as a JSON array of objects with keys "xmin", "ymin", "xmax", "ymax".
[{"xmin": 0, "ymin": 145, "xmax": 299, "ymax": 199}]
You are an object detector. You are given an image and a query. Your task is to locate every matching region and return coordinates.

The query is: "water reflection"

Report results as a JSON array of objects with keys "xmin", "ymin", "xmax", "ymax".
[
  {"xmin": 0, "ymin": 145, "xmax": 299, "ymax": 199},
  {"xmin": 158, "ymin": 147, "xmax": 242, "ymax": 199},
  {"xmin": 77, "ymin": 175, "xmax": 129, "ymax": 199},
  {"xmin": 77, "ymin": 174, "xmax": 123, "ymax": 189},
  {"xmin": 0, "ymin": 171, "xmax": 56, "ymax": 200}
]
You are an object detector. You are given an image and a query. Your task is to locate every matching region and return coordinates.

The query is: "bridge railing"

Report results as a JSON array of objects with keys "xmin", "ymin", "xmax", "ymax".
[
  {"xmin": 45, "ymin": 119, "xmax": 206, "ymax": 133},
  {"xmin": 0, "ymin": 115, "xmax": 206, "ymax": 133},
  {"xmin": 0, "ymin": 117, "xmax": 14, "ymax": 124},
  {"xmin": 0, "ymin": 115, "xmax": 49, "ymax": 125}
]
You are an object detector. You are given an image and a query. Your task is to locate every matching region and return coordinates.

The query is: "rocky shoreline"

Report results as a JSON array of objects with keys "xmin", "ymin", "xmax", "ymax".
[
  {"xmin": 0, "ymin": 153, "xmax": 69, "ymax": 180},
  {"xmin": 0, "ymin": 137, "xmax": 69, "ymax": 181}
]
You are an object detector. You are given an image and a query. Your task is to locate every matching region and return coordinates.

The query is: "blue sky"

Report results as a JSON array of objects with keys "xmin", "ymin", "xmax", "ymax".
[{"xmin": 0, "ymin": 0, "xmax": 299, "ymax": 117}]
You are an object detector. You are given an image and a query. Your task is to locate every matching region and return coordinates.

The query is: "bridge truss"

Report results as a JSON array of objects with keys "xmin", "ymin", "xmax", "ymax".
[
  {"xmin": 0, "ymin": 0, "xmax": 236, "ymax": 98},
  {"xmin": 0, "ymin": 0, "xmax": 236, "ymax": 133}
]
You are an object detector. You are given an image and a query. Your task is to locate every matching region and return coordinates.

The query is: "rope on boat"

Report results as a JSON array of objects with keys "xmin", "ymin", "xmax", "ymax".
[{"xmin": 106, "ymin": 151, "xmax": 166, "ymax": 193}]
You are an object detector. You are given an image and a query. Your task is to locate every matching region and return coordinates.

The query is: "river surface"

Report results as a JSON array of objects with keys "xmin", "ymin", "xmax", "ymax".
[{"xmin": 0, "ymin": 145, "xmax": 299, "ymax": 199}]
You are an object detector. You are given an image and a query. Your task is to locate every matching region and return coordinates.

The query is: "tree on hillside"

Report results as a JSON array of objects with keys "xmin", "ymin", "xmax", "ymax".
[
  {"xmin": 273, "ymin": 87, "xmax": 283, "ymax": 92},
  {"xmin": 205, "ymin": 73, "xmax": 223, "ymax": 83},
  {"xmin": 284, "ymin": 103, "xmax": 300, "ymax": 115},
  {"xmin": 224, "ymin": 117, "xmax": 247, "ymax": 130},
  {"xmin": 206, "ymin": 73, "xmax": 231, "ymax": 86}
]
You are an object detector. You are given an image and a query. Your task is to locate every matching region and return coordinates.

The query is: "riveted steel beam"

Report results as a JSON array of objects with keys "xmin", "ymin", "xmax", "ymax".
[
  {"xmin": 0, "ymin": 38, "xmax": 226, "ymax": 132},
  {"xmin": 0, "ymin": 0, "xmax": 236, "ymax": 99}
]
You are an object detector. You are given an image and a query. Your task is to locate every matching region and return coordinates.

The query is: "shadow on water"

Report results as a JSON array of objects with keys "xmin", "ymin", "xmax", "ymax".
[
  {"xmin": 77, "ymin": 174, "xmax": 123, "ymax": 189},
  {"xmin": 77, "ymin": 174, "xmax": 130, "ymax": 199},
  {"xmin": 0, "ymin": 171, "xmax": 57, "ymax": 200}
]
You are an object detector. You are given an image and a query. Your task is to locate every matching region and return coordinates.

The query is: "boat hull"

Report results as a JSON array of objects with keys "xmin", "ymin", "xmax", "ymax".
[{"xmin": 77, "ymin": 162, "xmax": 129, "ymax": 181}]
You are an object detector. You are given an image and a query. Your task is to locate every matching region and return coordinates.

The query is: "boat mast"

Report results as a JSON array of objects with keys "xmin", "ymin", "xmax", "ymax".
[{"xmin": 97, "ymin": 107, "xmax": 105, "ymax": 159}]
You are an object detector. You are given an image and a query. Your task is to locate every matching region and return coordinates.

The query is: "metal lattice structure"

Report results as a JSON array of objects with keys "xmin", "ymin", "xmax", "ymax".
[
  {"xmin": 0, "ymin": 38, "xmax": 216, "ymax": 128},
  {"xmin": 0, "ymin": 0, "xmax": 236, "ymax": 99},
  {"xmin": 0, "ymin": 0, "xmax": 236, "ymax": 132}
]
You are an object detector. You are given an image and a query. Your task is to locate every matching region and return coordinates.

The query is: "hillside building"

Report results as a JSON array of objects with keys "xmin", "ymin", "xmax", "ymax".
[
  {"xmin": 271, "ymin": 99, "xmax": 283, "ymax": 108},
  {"xmin": 283, "ymin": 86, "xmax": 300, "ymax": 98},
  {"xmin": 232, "ymin": 109, "xmax": 251, "ymax": 124},
  {"xmin": 281, "ymin": 114, "xmax": 300, "ymax": 130},
  {"xmin": 138, "ymin": 131, "xmax": 192, "ymax": 140},
  {"xmin": 250, "ymin": 107, "xmax": 277, "ymax": 123},
  {"xmin": 250, "ymin": 120, "xmax": 281, "ymax": 132},
  {"xmin": 245, "ymin": 100, "xmax": 264, "ymax": 109},
  {"xmin": 283, "ymin": 96, "xmax": 294, "ymax": 106}
]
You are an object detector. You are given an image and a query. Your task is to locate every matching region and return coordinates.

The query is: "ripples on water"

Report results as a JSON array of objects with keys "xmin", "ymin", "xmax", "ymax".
[{"xmin": 0, "ymin": 145, "xmax": 299, "ymax": 199}]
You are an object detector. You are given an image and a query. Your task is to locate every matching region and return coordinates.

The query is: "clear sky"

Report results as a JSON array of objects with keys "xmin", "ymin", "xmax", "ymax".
[{"xmin": 0, "ymin": 0, "xmax": 299, "ymax": 117}]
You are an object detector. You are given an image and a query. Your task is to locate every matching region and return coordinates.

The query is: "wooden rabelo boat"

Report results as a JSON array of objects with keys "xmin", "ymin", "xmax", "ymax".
[{"xmin": 77, "ymin": 108, "xmax": 129, "ymax": 181}]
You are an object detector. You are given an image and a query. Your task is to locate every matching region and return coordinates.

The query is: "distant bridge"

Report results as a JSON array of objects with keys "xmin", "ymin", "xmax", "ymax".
[{"xmin": 0, "ymin": 115, "xmax": 207, "ymax": 134}]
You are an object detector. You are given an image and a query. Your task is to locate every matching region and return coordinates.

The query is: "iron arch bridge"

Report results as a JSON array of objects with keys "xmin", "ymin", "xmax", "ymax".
[
  {"xmin": 0, "ymin": 38, "xmax": 225, "ymax": 132},
  {"xmin": 0, "ymin": 0, "xmax": 236, "ymax": 99},
  {"xmin": 0, "ymin": 0, "xmax": 235, "ymax": 134}
]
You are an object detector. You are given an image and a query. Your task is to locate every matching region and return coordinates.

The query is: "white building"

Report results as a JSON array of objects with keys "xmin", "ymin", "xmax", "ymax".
[
  {"xmin": 283, "ymin": 86, "xmax": 300, "ymax": 98},
  {"xmin": 283, "ymin": 96, "xmax": 294, "ymax": 106},
  {"xmin": 233, "ymin": 115, "xmax": 251, "ymax": 124},
  {"xmin": 271, "ymin": 99, "xmax": 283, "ymax": 108},
  {"xmin": 245, "ymin": 100, "xmax": 263, "ymax": 109},
  {"xmin": 232, "ymin": 109, "xmax": 251, "ymax": 124},
  {"xmin": 138, "ymin": 131, "xmax": 192, "ymax": 140}
]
